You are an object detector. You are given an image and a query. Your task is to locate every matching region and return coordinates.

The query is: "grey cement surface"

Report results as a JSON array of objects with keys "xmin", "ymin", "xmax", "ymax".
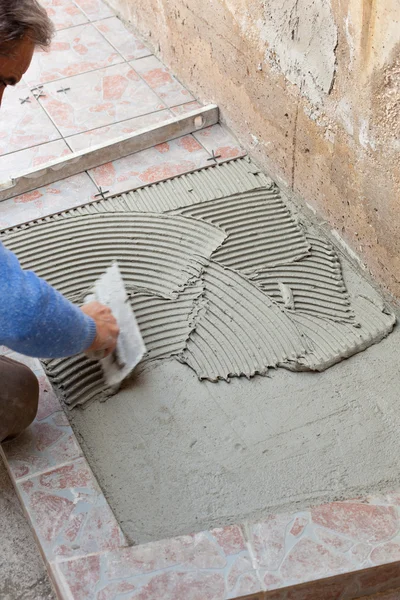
[
  {"xmin": 0, "ymin": 457, "xmax": 55, "ymax": 600},
  {"xmin": 70, "ymin": 255, "xmax": 400, "ymax": 546}
]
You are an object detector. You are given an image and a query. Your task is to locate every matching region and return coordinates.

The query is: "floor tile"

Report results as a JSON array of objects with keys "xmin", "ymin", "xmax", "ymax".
[
  {"xmin": 131, "ymin": 55, "xmax": 194, "ymax": 107},
  {"xmin": 52, "ymin": 525, "xmax": 261, "ymax": 600},
  {"xmin": 24, "ymin": 23, "xmax": 122, "ymax": 86},
  {"xmin": 89, "ymin": 134, "xmax": 211, "ymax": 195},
  {"xmin": 94, "ymin": 16, "xmax": 152, "ymax": 61},
  {"xmin": 0, "ymin": 172, "xmax": 98, "ymax": 229},
  {"xmin": 193, "ymin": 124, "xmax": 246, "ymax": 161},
  {"xmin": 17, "ymin": 457, "xmax": 126, "ymax": 560},
  {"xmin": 0, "ymin": 83, "xmax": 61, "ymax": 155},
  {"xmin": 0, "ymin": 140, "xmax": 71, "ymax": 182},
  {"xmin": 73, "ymin": 0, "xmax": 114, "ymax": 20},
  {"xmin": 36, "ymin": 374, "xmax": 64, "ymax": 422},
  {"xmin": 38, "ymin": 63, "xmax": 165, "ymax": 136},
  {"xmin": 171, "ymin": 101, "xmax": 202, "ymax": 115},
  {"xmin": 66, "ymin": 109, "xmax": 172, "ymax": 152},
  {"xmin": 41, "ymin": 0, "xmax": 88, "ymax": 30},
  {"xmin": 2, "ymin": 411, "xmax": 82, "ymax": 481}
]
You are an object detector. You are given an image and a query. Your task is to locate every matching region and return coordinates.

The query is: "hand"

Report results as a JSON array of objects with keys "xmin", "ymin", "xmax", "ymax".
[{"xmin": 81, "ymin": 301, "xmax": 120, "ymax": 358}]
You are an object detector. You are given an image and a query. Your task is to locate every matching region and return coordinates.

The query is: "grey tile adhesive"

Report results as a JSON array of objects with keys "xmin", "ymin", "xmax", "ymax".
[{"xmin": 1, "ymin": 158, "xmax": 395, "ymax": 407}]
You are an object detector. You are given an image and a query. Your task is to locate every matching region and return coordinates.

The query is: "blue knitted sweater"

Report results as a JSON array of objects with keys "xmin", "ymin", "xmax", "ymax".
[{"xmin": 0, "ymin": 242, "xmax": 96, "ymax": 358}]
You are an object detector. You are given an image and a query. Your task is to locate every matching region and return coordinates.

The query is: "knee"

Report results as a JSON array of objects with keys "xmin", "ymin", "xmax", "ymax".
[{"xmin": 0, "ymin": 359, "xmax": 40, "ymax": 441}]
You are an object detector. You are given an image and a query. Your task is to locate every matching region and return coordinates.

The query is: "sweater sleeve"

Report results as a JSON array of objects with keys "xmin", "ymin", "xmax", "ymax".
[{"xmin": 0, "ymin": 242, "xmax": 97, "ymax": 358}]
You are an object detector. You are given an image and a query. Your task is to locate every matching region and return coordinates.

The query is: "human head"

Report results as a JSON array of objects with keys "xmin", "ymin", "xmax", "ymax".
[{"xmin": 0, "ymin": 0, "xmax": 54, "ymax": 105}]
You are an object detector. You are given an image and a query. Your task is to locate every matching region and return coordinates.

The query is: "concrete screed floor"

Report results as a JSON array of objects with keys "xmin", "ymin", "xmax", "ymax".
[{"xmin": 70, "ymin": 254, "xmax": 400, "ymax": 546}]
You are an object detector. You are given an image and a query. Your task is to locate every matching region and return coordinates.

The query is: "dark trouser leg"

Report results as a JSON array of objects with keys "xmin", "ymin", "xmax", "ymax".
[{"xmin": 0, "ymin": 356, "xmax": 39, "ymax": 443}]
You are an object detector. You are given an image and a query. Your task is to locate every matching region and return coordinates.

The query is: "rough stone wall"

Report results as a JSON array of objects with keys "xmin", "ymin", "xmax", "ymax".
[{"xmin": 108, "ymin": 0, "xmax": 400, "ymax": 299}]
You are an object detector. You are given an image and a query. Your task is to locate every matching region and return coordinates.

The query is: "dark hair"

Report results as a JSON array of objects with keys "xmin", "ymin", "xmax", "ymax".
[{"xmin": 0, "ymin": 0, "xmax": 54, "ymax": 47}]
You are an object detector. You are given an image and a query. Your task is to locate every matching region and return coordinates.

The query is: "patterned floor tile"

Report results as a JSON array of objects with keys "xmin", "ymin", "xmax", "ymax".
[
  {"xmin": 0, "ymin": 345, "xmax": 13, "ymax": 356},
  {"xmin": 0, "ymin": 172, "xmax": 98, "ymax": 229},
  {"xmin": 249, "ymin": 501, "xmax": 400, "ymax": 592},
  {"xmin": 193, "ymin": 124, "xmax": 246, "ymax": 161},
  {"xmin": 94, "ymin": 16, "xmax": 152, "ymax": 61},
  {"xmin": 88, "ymin": 134, "xmax": 211, "ymax": 195},
  {"xmin": 38, "ymin": 63, "xmax": 165, "ymax": 136},
  {"xmin": 24, "ymin": 23, "xmax": 122, "ymax": 86},
  {"xmin": 41, "ymin": 0, "xmax": 88, "ymax": 30},
  {"xmin": 171, "ymin": 101, "xmax": 202, "ymax": 115},
  {"xmin": 0, "ymin": 140, "xmax": 71, "ymax": 182},
  {"xmin": 131, "ymin": 55, "xmax": 194, "ymax": 107},
  {"xmin": 17, "ymin": 457, "xmax": 126, "ymax": 560},
  {"xmin": 0, "ymin": 83, "xmax": 61, "ymax": 155},
  {"xmin": 52, "ymin": 525, "xmax": 261, "ymax": 600},
  {"xmin": 2, "ymin": 411, "xmax": 82, "ymax": 481},
  {"xmin": 73, "ymin": 0, "xmax": 114, "ymax": 20},
  {"xmin": 66, "ymin": 109, "xmax": 172, "ymax": 152},
  {"xmin": 36, "ymin": 374, "xmax": 64, "ymax": 422}
]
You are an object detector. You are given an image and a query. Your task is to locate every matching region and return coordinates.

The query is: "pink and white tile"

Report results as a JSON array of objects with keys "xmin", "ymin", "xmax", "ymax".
[
  {"xmin": 249, "ymin": 499, "xmax": 400, "ymax": 592},
  {"xmin": 0, "ymin": 140, "xmax": 71, "ymax": 182},
  {"xmin": 2, "ymin": 410, "xmax": 82, "ymax": 481},
  {"xmin": 52, "ymin": 525, "xmax": 261, "ymax": 600},
  {"xmin": 131, "ymin": 55, "xmax": 194, "ymax": 107},
  {"xmin": 37, "ymin": 63, "xmax": 165, "ymax": 136},
  {"xmin": 17, "ymin": 457, "xmax": 126, "ymax": 561},
  {"xmin": 73, "ymin": 0, "xmax": 114, "ymax": 20},
  {"xmin": 66, "ymin": 109, "xmax": 172, "ymax": 152},
  {"xmin": 94, "ymin": 16, "xmax": 152, "ymax": 61},
  {"xmin": 193, "ymin": 124, "xmax": 246, "ymax": 161},
  {"xmin": 40, "ymin": 0, "xmax": 88, "ymax": 31},
  {"xmin": 171, "ymin": 101, "xmax": 202, "ymax": 115},
  {"xmin": 0, "ymin": 172, "xmax": 98, "ymax": 229},
  {"xmin": 89, "ymin": 135, "xmax": 211, "ymax": 194},
  {"xmin": 0, "ymin": 83, "xmax": 60, "ymax": 155},
  {"xmin": 24, "ymin": 23, "xmax": 122, "ymax": 86}
]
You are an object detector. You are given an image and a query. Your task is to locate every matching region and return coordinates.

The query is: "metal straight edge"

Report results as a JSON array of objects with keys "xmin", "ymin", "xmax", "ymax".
[{"xmin": 0, "ymin": 104, "xmax": 219, "ymax": 202}]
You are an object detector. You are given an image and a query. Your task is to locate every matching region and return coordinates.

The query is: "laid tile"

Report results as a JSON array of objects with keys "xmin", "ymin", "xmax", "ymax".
[
  {"xmin": 194, "ymin": 123, "xmax": 246, "ymax": 161},
  {"xmin": 17, "ymin": 457, "xmax": 126, "ymax": 560},
  {"xmin": 0, "ymin": 83, "xmax": 60, "ymax": 155},
  {"xmin": 0, "ymin": 140, "xmax": 71, "ymax": 181},
  {"xmin": 311, "ymin": 501, "xmax": 400, "ymax": 544},
  {"xmin": 2, "ymin": 411, "xmax": 82, "ymax": 481},
  {"xmin": 38, "ymin": 63, "xmax": 165, "ymax": 136},
  {"xmin": 66, "ymin": 109, "xmax": 172, "ymax": 152},
  {"xmin": 24, "ymin": 23, "xmax": 122, "ymax": 86},
  {"xmin": 131, "ymin": 55, "xmax": 194, "ymax": 107},
  {"xmin": 41, "ymin": 0, "xmax": 88, "ymax": 30},
  {"xmin": 36, "ymin": 374, "xmax": 63, "ymax": 421},
  {"xmin": 171, "ymin": 101, "xmax": 202, "ymax": 115},
  {"xmin": 0, "ymin": 345, "xmax": 13, "ymax": 356},
  {"xmin": 94, "ymin": 16, "xmax": 152, "ymax": 61},
  {"xmin": 0, "ymin": 172, "xmax": 98, "ymax": 229},
  {"xmin": 52, "ymin": 525, "xmax": 261, "ymax": 600},
  {"xmin": 73, "ymin": 0, "xmax": 114, "ymax": 20},
  {"xmin": 89, "ymin": 134, "xmax": 211, "ymax": 194}
]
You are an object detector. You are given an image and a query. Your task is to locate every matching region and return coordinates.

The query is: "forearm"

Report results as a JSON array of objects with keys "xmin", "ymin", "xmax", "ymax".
[{"xmin": 0, "ymin": 243, "xmax": 96, "ymax": 358}]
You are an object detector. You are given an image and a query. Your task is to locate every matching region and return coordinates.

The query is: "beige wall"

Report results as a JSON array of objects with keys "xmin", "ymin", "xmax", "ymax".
[{"xmin": 108, "ymin": 0, "xmax": 400, "ymax": 298}]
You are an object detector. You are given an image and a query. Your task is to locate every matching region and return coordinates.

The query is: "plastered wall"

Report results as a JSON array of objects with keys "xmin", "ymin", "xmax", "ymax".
[{"xmin": 107, "ymin": 0, "xmax": 400, "ymax": 299}]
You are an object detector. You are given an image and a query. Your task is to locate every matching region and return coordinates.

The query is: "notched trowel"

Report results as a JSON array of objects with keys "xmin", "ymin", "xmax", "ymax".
[{"xmin": 85, "ymin": 262, "xmax": 146, "ymax": 393}]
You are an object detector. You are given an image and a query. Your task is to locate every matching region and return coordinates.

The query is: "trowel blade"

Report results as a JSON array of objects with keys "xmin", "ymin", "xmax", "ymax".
[{"xmin": 89, "ymin": 262, "xmax": 146, "ymax": 391}]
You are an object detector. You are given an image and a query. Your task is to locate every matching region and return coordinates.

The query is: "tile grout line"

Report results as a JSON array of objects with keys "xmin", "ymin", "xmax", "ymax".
[
  {"xmin": 240, "ymin": 522, "xmax": 267, "ymax": 594},
  {"xmin": 11, "ymin": 455, "xmax": 84, "ymax": 485}
]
